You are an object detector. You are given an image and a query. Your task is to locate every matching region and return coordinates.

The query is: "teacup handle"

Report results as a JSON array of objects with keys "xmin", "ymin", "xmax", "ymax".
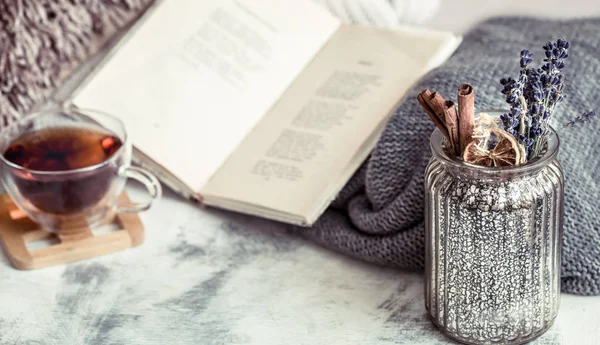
[{"xmin": 117, "ymin": 166, "xmax": 162, "ymax": 213}]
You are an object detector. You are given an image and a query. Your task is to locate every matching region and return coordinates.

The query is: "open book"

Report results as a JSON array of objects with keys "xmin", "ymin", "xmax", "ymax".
[{"xmin": 71, "ymin": 0, "xmax": 461, "ymax": 226}]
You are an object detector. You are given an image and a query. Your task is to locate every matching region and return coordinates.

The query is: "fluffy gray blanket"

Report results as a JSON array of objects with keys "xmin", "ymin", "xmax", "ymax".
[
  {"xmin": 0, "ymin": 0, "xmax": 153, "ymax": 123},
  {"xmin": 302, "ymin": 17, "xmax": 600, "ymax": 296}
]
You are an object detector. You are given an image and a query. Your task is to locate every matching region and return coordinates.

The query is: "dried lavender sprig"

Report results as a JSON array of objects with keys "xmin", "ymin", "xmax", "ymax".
[
  {"xmin": 500, "ymin": 39, "xmax": 571, "ymax": 161},
  {"xmin": 520, "ymin": 50, "xmax": 533, "ymax": 68},
  {"xmin": 564, "ymin": 110, "xmax": 598, "ymax": 127},
  {"xmin": 539, "ymin": 110, "xmax": 597, "ymax": 150}
]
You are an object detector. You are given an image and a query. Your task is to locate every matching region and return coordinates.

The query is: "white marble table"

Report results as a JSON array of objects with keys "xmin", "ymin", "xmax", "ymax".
[{"xmin": 3, "ymin": 1, "xmax": 600, "ymax": 344}]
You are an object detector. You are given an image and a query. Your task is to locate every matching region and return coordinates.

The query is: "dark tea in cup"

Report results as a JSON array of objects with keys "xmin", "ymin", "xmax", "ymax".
[
  {"xmin": 0, "ymin": 107, "xmax": 161, "ymax": 232},
  {"xmin": 3, "ymin": 127, "xmax": 123, "ymax": 214}
]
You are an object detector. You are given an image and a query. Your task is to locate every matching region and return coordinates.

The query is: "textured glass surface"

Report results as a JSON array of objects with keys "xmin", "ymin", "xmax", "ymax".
[{"xmin": 424, "ymin": 123, "xmax": 564, "ymax": 345}]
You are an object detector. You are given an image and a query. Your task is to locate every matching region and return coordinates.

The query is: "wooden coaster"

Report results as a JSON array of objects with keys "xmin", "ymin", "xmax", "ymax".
[{"xmin": 0, "ymin": 193, "xmax": 144, "ymax": 270}]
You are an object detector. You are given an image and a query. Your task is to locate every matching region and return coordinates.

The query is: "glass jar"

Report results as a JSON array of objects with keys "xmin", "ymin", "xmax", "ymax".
[{"xmin": 424, "ymin": 113, "xmax": 564, "ymax": 345}]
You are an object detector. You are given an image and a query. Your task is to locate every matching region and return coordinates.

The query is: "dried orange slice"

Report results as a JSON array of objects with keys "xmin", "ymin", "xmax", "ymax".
[{"xmin": 463, "ymin": 128, "xmax": 523, "ymax": 167}]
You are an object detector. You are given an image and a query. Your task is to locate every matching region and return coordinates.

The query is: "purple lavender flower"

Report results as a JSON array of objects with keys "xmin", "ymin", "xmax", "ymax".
[
  {"xmin": 501, "ymin": 112, "xmax": 519, "ymax": 129},
  {"xmin": 499, "ymin": 38, "xmax": 578, "ymax": 160},
  {"xmin": 543, "ymin": 41, "xmax": 556, "ymax": 58},
  {"xmin": 520, "ymin": 50, "xmax": 533, "ymax": 68},
  {"xmin": 565, "ymin": 110, "xmax": 598, "ymax": 127},
  {"xmin": 519, "ymin": 134, "xmax": 534, "ymax": 149},
  {"xmin": 506, "ymin": 128, "xmax": 518, "ymax": 137},
  {"xmin": 557, "ymin": 39, "xmax": 570, "ymax": 49}
]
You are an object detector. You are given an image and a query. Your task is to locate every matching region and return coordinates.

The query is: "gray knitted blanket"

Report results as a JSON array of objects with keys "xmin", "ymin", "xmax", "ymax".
[{"xmin": 303, "ymin": 17, "xmax": 600, "ymax": 296}]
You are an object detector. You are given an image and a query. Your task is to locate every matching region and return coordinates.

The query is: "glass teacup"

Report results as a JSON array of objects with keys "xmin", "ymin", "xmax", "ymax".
[{"xmin": 0, "ymin": 106, "xmax": 161, "ymax": 232}]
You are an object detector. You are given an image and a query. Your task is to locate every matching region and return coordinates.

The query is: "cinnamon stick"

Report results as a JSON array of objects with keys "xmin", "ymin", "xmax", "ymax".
[
  {"xmin": 457, "ymin": 84, "xmax": 475, "ymax": 154},
  {"xmin": 417, "ymin": 90, "xmax": 450, "ymax": 142},
  {"xmin": 443, "ymin": 100, "xmax": 460, "ymax": 156},
  {"xmin": 428, "ymin": 92, "xmax": 447, "ymax": 126}
]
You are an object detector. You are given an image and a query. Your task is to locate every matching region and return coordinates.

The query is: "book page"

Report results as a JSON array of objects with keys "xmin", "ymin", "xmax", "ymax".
[
  {"xmin": 201, "ymin": 25, "xmax": 460, "ymax": 221},
  {"xmin": 73, "ymin": 0, "xmax": 341, "ymax": 190}
]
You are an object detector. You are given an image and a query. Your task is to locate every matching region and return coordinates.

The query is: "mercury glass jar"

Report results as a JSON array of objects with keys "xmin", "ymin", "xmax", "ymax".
[{"xmin": 424, "ymin": 113, "xmax": 564, "ymax": 345}]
